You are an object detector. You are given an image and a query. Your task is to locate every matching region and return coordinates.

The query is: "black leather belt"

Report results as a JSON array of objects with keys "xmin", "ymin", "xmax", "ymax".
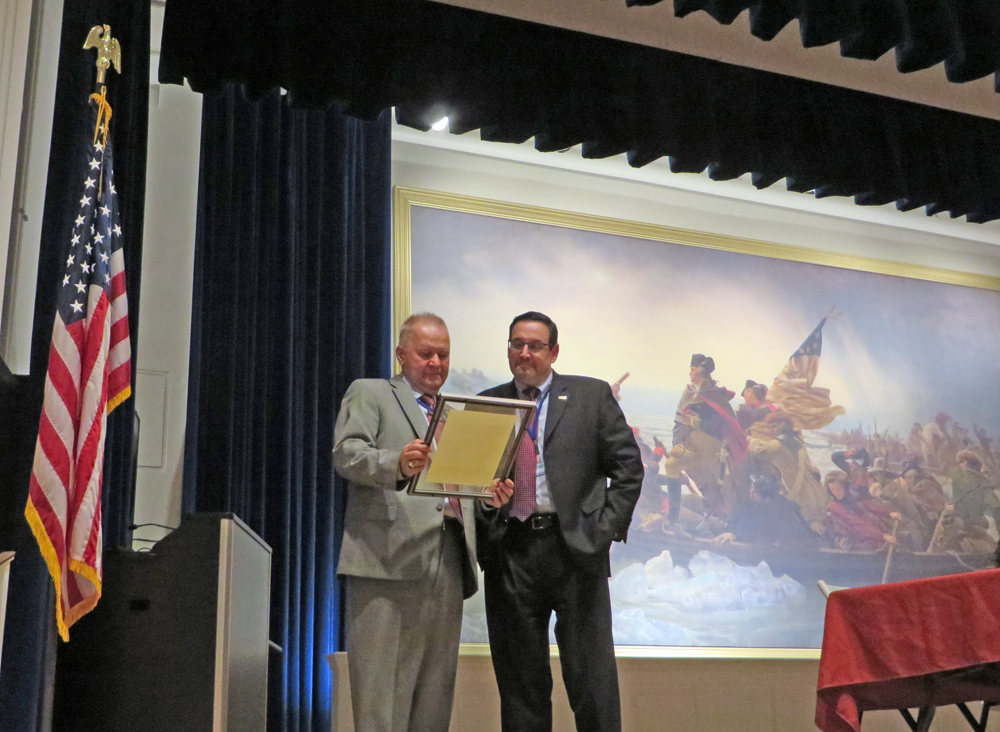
[{"xmin": 513, "ymin": 513, "xmax": 558, "ymax": 531}]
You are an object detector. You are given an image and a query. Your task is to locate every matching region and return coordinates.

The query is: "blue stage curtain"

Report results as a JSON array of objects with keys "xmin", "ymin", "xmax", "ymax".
[
  {"xmin": 182, "ymin": 86, "xmax": 391, "ymax": 732},
  {"xmin": 633, "ymin": 0, "xmax": 1000, "ymax": 86},
  {"xmin": 0, "ymin": 1, "xmax": 147, "ymax": 729},
  {"xmin": 157, "ymin": 0, "xmax": 1000, "ymax": 223}
]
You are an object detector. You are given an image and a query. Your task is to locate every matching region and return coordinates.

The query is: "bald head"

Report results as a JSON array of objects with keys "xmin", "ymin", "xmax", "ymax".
[
  {"xmin": 396, "ymin": 313, "xmax": 450, "ymax": 396},
  {"xmin": 398, "ymin": 312, "xmax": 447, "ymax": 347}
]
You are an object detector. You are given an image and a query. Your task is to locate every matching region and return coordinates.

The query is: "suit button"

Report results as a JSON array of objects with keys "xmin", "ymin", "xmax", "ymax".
[{"xmin": 436, "ymin": 503, "xmax": 444, "ymax": 512}]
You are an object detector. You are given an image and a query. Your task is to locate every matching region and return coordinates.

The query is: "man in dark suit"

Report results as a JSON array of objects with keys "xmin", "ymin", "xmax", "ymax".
[{"xmin": 476, "ymin": 311, "xmax": 643, "ymax": 732}]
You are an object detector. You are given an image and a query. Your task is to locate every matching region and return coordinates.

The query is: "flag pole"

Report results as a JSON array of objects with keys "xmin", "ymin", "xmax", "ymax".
[{"xmin": 83, "ymin": 26, "xmax": 120, "ymax": 196}]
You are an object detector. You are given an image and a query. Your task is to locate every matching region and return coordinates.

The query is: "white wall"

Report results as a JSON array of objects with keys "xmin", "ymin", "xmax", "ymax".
[
  {"xmin": 0, "ymin": 0, "xmax": 35, "ymax": 333},
  {"xmin": 0, "ymin": 0, "xmax": 62, "ymax": 373},
  {"xmin": 130, "ymin": 12, "xmax": 201, "ymax": 546}
]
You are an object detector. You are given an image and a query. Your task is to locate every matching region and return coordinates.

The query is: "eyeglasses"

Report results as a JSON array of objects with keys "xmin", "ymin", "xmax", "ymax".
[{"xmin": 508, "ymin": 339, "xmax": 551, "ymax": 353}]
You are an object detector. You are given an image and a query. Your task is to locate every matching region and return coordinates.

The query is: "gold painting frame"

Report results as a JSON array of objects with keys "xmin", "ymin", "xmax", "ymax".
[
  {"xmin": 393, "ymin": 186, "xmax": 1000, "ymax": 341},
  {"xmin": 393, "ymin": 185, "xmax": 1000, "ymax": 660}
]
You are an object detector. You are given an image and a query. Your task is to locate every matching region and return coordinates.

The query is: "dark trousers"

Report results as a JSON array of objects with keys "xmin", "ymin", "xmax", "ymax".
[{"xmin": 483, "ymin": 521, "xmax": 621, "ymax": 732}]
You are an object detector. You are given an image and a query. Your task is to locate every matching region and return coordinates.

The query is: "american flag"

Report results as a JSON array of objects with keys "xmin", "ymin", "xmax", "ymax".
[
  {"xmin": 24, "ymin": 89, "xmax": 131, "ymax": 641},
  {"xmin": 767, "ymin": 317, "xmax": 845, "ymax": 432}
]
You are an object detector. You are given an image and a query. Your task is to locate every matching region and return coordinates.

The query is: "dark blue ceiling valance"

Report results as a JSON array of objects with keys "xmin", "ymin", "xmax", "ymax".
[
  {"xmin": 159, "ymin": 0, "xmax": 1000, "ymax": 222},
  {"xmin": 630, "ymin": 0, "xmax": 1000, "ymax": 87}
]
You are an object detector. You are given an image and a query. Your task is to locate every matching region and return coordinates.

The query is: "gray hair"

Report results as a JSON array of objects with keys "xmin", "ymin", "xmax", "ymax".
[{"xmin": 398, "ymin": 312, "xmax": 447, "ymax": 345}]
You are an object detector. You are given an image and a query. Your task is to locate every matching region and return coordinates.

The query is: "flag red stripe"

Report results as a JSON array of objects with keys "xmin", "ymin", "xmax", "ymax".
[
  {"xmin": 82, "ymin": 496, "xmax": 103, "ymax": 565},
  {"xmin": 68, "ymin": 382, "xmax": 107, "ymax": 530},
  {"xmin": 66, "ymin": 572, "xmax": 84, "ymax": 607},
  {"xmin": 37, "ymin": 411, "xmax": 73, "ymax": 489},
  {"xmin": 64, "ymin": 318, "xmax": 86, "ymax": 356},
  {"xmin": 79, "ymin": 295, "xmax": 109, "ymax": 388},
  {"xmin": 107, "ymin": 362, "xmax": 131, "ymax": 400},
  {"xmin": 110, "ymin": 270, "xmax": 126, "ymax": 300},
  {"xmin": 46, "ymin": 348, "xmax": 80, "ymax": 433},
  {"xmin": 28, "ymin": 476, "xmax": 67, "ymax": 566},
  {"xmin": 110, "ymin": 315, "xmax": 128, "ymax": 347}
]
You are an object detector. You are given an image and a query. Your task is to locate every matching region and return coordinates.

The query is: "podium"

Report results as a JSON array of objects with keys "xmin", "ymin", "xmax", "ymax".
[{"xmin": 53, "ymin": 514, "xmax": 272, "ymax": 732}]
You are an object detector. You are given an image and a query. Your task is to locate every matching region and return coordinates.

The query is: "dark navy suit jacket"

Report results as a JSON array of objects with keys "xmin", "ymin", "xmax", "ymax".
[{"xmin": 474, "ymin": 372, "xmax": 643, "ymax": 573}]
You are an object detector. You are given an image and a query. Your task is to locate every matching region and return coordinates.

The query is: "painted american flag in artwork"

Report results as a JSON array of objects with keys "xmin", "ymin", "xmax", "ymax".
[
  {"xmin": 25, "ymin": 91, "xmax": 131, "ymax": 641},
  {"xmin": 767, "ymin": 317, "xmax": 845, "ymax": 432}
]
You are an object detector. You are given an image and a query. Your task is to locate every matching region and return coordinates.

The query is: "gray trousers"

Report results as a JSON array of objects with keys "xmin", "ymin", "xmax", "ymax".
[{"xmin": 345, "ymin": 521, "xmax": 465, "ymax": 732}]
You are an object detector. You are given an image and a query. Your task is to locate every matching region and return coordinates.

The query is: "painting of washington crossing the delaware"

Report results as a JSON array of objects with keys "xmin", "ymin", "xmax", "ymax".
[{"xmin": 403, "ymin": 193, "xmax": 1000, "ymax": 651}]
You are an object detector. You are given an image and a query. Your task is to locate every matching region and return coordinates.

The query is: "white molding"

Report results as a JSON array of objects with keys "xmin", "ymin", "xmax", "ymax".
[
  {"xmin": 0, "ymin": 0, "xmax": 63, "ymax": 373},
  {"xmin": 0, "ymin": 0, "xmax": 34, "ymax": 350},
  {"xmin": 392, "ymin": 123, "xmax": 1000, "ymax": 248}
]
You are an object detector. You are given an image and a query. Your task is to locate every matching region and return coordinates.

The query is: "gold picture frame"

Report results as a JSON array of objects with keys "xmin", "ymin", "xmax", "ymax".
[{"xmin": 393, "ymin": 185, "xmax": 1000, "ymax": 660}]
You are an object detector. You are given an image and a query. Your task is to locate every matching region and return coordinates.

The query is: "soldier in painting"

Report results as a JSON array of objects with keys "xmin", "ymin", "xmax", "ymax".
[
  {"xmin": 889, "ymin": 461, "xmax": 948, "ymax": 528},
  {"xmin": 653, "ymin": 437, "xmax": 699, "ymax": 524},
  {"xmin": 831, "ymin": 447, "xmax": 874, "ymax": 489},
  {"xmin": 673, "ymin": 354, "xmax": 738, "ymax": 445},
  {"xmin": 867, "ymin": 458, "xmax": 926, "ymax": 551},
  {"xmin": 950, "ymin": 450, "xmax": 1000, "ymax": 526},
  {"xmin": 714, "ymin": 474, "xmax": 821, "ymax": 550},
  {"xmin": 747, "ymin": 412, "xmax": 828, "ymax": 533},
  {"xmin": 631, "ymin": 428, "xmax": 669, "ymax": 517},
  {"xmin": 671, "ymin": 354, "xmax": 747, "ymax": 516},
  {"xmin": 736, "ymin": 380, "xmax": 778, "ymax": 431},
  {"xmin": 971, "ymin": 424, "xmax": 999, "ymax": 477},
  {"xmin": 928, "ymin": 506, "xmax": 998, "ymax": 555},
  {"xmin": 823, "ymin": 471, "xmax": 900, "ymax": 552}
]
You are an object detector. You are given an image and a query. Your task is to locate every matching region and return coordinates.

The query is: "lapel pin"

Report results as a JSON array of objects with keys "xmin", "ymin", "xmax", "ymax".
[{"xmin": 558, "ymin": 395, "xmax": 568, "ymax": 400}]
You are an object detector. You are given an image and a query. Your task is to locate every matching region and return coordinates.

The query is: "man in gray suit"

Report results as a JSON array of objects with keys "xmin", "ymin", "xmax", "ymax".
[
  {"xmin": 476, "ymin": 311, "xmax": 643, "ymax": 732},
  {"xmin": 334, "ymin": 312, "xmax": 512, "ymax": 732}
]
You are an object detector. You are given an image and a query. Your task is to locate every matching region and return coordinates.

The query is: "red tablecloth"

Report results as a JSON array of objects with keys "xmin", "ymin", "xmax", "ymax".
[{"xmin": 816, "ymin": 568, "xmax": 1000, "ymax": 732}]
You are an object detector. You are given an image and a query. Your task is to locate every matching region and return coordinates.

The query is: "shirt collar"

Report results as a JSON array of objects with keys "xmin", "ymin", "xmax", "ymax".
[
  {"xmin": 514, "ymin": 371, "xmax": 553, "ymax": 400},
  {"xmin": 401, "ymin": 374, "xmax": 428, "ymax": 402}
]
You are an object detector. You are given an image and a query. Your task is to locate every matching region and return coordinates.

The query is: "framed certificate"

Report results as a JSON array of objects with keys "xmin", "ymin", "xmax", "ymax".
[{"xmin": 406, "ymin": 393, "xmax": 537, "ymax": 499}]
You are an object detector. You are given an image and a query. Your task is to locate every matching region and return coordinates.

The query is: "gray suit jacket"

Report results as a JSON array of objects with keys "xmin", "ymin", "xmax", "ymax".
[
  {"xmin": 334, "ymin": 375, "xmax": 479, "ymax": 598},
  {"xmin": 475, "ymin": 372, "xmax": 643, "ymax": 573}
]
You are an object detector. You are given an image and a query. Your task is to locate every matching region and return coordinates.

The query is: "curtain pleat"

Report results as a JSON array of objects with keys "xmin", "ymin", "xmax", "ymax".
[
  {"xmin": 183, "ymin": 86, "xmax": 390, "ymax": 732},
  {"xmin": 638, "ymin": 0, "xmax": 1000, "ymax": 85},
  {"xmin": 159, "ymin": 0, "xmax": 1000, "ymax": 222}
]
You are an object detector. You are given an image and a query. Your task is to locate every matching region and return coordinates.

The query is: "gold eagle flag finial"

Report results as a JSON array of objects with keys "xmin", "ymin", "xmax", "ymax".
[
  {"xmin": 83, "ymin": 25, "xmax": 121, "ymax": 180},
  {"xmin": 83, "ymin": 24, "xmax": 121, "ymax": 85}
]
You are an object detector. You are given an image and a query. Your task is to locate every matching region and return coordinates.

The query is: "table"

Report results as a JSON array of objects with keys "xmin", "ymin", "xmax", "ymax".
[{"xmin": 816, "ymin": 568, "xmax": 1000, "ymax": 732}]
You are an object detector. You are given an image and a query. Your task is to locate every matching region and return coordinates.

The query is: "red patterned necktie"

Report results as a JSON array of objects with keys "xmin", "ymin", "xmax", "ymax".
[
  {"xmin": 511, "ymin": 386, "xmax": 539, "ymax": 521},
  {"xmin": 420, "ymin": 394, "xmax": 463, "ymax": 520}
]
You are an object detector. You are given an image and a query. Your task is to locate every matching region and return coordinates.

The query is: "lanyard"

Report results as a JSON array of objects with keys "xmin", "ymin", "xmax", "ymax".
[
  {"xmin": 526, "ymin": 388, "xmax": 549, "ymax": 442},
  {"xmin": 416, "ymin": 395, "xmax": 434, "ymax": 419}
]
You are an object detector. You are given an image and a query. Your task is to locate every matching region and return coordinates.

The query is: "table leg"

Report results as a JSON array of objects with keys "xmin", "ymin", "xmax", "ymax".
[
  {"xmin": 899, "ymin": 706, "xmax": 937, "ymax": 732},
  {"xmin": 956, "ymin": 702, "xmax": 995, "ymax": 732}
]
